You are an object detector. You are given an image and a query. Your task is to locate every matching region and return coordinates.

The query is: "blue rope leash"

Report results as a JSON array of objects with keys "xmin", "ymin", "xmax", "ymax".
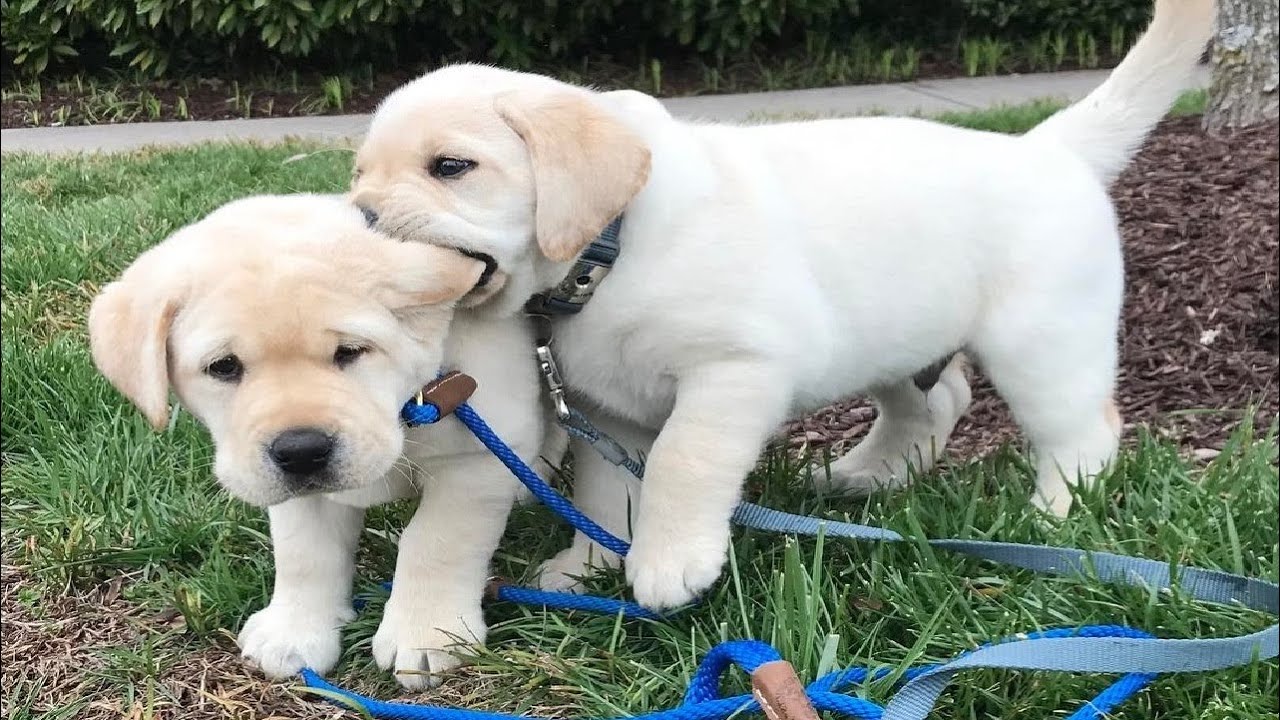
[
  {"xmin": 303, "ymin": 629, "xmax": 1156, "ymax": 720},
  {"xmin": 451, "ymin": 402, "xmax": 632, "ymax": 557},
  {"xmin": 490, "ymin": 583, "xmax": 662, "ymax": 620},
  {"xmin": 296, "ymin": 394, "xmax": 1278, "ymax": 720}
]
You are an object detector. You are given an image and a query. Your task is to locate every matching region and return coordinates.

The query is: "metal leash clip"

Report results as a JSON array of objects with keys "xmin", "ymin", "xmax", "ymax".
[{"xmin": 535, "ymin": 342, "xmax": 571, "ymax": 421}]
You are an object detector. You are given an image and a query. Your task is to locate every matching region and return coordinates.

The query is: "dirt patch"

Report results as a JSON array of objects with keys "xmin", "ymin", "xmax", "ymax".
[
  {"xmin": 0, "ymin": 561, "xmax": 550, "ymax": 719},
  {"xmin": 0, "ymin": 563, "xmax": 346, "ymax": 719},
  {"xmin": 1, "ymin": 74, "xmax": 413, "ymax": 129},
  {"xmin": 782, "ymin": 116, "xmax": 1280, "ymax": 459}
]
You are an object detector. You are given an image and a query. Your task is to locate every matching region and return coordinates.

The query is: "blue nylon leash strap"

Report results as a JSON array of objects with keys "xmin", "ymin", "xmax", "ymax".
[
  {"xmin": 552, "ymin": 406, "xmax": 1278, "ymax": 720},
  {"xmin": 299, "ymin": 385, "xmax": 1278, "ymax": 720},
  {"xmin": 302, "ymin": 627, "xmax": 1160, "ymax": 720}
]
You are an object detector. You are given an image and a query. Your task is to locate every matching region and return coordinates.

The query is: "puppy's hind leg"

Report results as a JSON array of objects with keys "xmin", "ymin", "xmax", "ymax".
[
  {"xmin": 973, "ymin": 301, "xmax": 1122, "ymax": 517},
  {"xmin": 817, "ymin": 354, "xmax": 971, "ymax": 494}
]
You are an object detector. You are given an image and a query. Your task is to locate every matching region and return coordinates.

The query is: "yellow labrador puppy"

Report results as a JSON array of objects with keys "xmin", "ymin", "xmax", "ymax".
[
  {"xmin": 349, "ymin": 0, "xmax": 1212, "ymax": 610},
  {"xmin": 89, "ymin": 193, "xmax": 557, "ymax": 689}
]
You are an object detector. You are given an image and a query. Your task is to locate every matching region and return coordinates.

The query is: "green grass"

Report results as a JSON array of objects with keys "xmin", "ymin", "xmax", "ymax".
[
  {"xmin": 1, "ymin": 100, "xmax": 1275, "ymax": 719},
  {"xmin": 749, "ymin": 88, "xmax": 1208, "ymax": 129}
]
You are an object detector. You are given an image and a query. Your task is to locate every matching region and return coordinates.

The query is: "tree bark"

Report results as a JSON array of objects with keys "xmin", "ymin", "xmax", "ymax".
[{"xmin": 1204, "ymin": 0, "xmax": 1280, "ymax": 133}]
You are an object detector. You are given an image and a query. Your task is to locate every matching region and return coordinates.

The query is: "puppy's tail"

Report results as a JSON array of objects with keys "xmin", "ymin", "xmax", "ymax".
[{"xmin": 1024, "ymin": 0, "xmax": 1214, "ymax": 184}]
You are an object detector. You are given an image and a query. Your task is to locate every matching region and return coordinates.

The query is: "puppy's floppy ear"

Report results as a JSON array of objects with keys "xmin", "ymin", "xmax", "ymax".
[
  {"xmin": 495, "ymin": 90, "xmax": 651, "ymax": 263},
  {"xmin": 88, "ymin": 274, "xmax": 180, "ymax": 431},
  {"xmin": 357, "ymin": 239, "xmax": 487, "ymax": 310}
]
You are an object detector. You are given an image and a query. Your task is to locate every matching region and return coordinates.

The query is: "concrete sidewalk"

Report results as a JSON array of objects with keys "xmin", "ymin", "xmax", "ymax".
[{"xmin": 0, "ymin": 67, "xmax": 1209, "ymax": 155}]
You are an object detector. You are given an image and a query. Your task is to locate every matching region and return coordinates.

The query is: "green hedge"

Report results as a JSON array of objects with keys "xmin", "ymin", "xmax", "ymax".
[{"xmin": 2, "ymin": 0, "xmax": 1152, "ymax": 78}]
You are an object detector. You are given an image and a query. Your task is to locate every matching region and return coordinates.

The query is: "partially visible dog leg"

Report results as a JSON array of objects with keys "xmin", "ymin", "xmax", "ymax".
[
  {"xmin": 818, "ymin": 354, "xmax": 971, "ymax": 493},
  {"xmin": 536, "ymin": 412, "xmax": 652, "ymax": 592},
  {"xmin": 239, "ymin": 496, "xmax": 364, "ymax": 678},
  {"xmin": 974, "ymin": 304, "xmax": 1121, "ymax": 517},
  {"xmin": 529, "ymin": 422, "xmax": 570, "ymax": 498},
  {"xmin": 373, "ymin": 457, "xmax": 519, "ymax": 690},
  {"xmin": 625, "ymin": 360, "xmax": 792, "ymax": 610}
]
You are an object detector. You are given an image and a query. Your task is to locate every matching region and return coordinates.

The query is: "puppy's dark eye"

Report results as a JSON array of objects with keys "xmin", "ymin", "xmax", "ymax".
[
  {"xmin": 430, "ymin": 157, "xmax": 475, "ymax": 178},
  {"xmin": 206, "ymin": 355, "xmax": 244, "ymax": 382},
  {"xmin": 333, "ymin": 344, "xmax": 368, "ymax": 368}
]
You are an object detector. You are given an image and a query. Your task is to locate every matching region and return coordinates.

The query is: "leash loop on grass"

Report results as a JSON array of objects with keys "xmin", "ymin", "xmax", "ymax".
[
  {"xmin": 301, "ymin": 627, "xmax": 1160, "ymax": 720},
  {"xmin": 302, "ymin": 397, "xmax": 1279, "ymax": 720},
  {"xmin": 488, "ymin": 581, "xmax": 662, "ymax": 620}
]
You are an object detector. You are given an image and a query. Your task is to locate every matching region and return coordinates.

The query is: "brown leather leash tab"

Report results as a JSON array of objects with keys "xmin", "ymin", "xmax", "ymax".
[
  {"xmin": 417, "ymin": 371, "xmax": 477, "ymax": 418},
  {"xmin": 751, "ymin": 660, "xmax": 821, "ymax": 720},
  {"xmin": 483, "ymin": 576, "xmax": 509, "ymax": 602}
]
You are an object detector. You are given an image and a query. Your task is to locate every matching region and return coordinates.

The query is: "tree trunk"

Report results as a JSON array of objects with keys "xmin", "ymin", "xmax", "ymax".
[{"xmin": 1203, "ymin": 0, "xmax": 1280, "ymax": 133}]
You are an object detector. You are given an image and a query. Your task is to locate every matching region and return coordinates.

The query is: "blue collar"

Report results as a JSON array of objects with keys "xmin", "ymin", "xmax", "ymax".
[{"xmin": 524, "ymin": 216, "xmax": 623, "ymax": 317}]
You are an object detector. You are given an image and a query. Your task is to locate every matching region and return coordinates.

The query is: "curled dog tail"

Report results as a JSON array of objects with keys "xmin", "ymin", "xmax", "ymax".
[{"xmin": 1025, "ymin": 0, "xmax": 1214, "ymax": 184}]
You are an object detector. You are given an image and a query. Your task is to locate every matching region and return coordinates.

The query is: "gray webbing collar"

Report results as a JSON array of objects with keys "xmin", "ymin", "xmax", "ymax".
[
  {"xmin": 524, "ymin": 216, "xmax": 623, "ymax": 319},
  {"xmin": 525, "ymin": 216, "xmax": 623, "ymax": 421}
]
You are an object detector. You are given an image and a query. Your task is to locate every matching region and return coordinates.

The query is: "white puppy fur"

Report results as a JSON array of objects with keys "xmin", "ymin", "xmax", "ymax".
[
  {"xmin": 88, "ymin": 194, "xmax": 562, "ymax": 688},
  {"xmin": 351, "ymin": 0, "xmax": 1214, "ymax": 609}
]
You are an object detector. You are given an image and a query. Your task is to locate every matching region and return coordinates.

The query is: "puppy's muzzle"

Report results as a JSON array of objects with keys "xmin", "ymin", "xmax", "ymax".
[
  {"xmin": 268, "ymin": 427, "xmax": 335, "ymax": 485},
  {"xmin": 356, "ymin": 203, "xmax": 497, "ymax": 289}
]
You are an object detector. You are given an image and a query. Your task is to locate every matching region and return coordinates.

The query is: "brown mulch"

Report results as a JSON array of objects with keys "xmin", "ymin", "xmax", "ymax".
[
  {"xmin": 783, "ymin": 115, "xmax": 1280, "ymax": 459},
  {"xmin": 1, "ymin": 117, "xmax": 1275, "ymax": 719},
  {"xmin": 1, "ymin": 74, "xmax": 415, "ymax": 130}
]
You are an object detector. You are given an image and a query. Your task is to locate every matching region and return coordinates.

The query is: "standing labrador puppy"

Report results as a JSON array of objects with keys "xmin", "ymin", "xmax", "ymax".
[
  {"xmin": 350, "ymin": 0, "xmax": 1213, "ymax": 610},
  {"xmin": 89, "ymin": 194, "xmax": 561, "ymax": 688}
]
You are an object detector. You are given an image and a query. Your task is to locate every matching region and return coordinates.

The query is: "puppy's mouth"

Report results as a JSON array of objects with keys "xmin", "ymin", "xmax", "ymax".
[
  {"xmin": 443, "ymin": 245, "xmax": 509, "ymax": 306},
  {"xmin": 456, "ymin": 248, "xmax": 499, "ymax": 289},
  {"xmin": 279, "ymin": 469, "xmax": 343, "ymax": 497},
  {"xmin": 356, "ymin": 204, "xmax": 498, "ymax": 290}
]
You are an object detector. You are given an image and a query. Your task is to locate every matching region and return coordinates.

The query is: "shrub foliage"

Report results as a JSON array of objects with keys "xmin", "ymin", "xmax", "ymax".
[{"xmin": 2, "ymin": 0, "xmax": 1152, "ymax": 77}]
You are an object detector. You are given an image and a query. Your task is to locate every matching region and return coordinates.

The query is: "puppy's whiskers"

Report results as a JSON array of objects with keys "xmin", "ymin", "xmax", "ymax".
[
  {"xmin": 402, "ymin": 458, "xmax": 436, "ymax": 490},
  {"xmin": 401, "ymin": 436, "xmax": 444, "ymax": 453}
]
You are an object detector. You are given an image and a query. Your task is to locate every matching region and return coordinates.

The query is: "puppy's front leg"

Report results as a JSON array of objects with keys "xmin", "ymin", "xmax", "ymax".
[
  {"xmin": 373, "ymin": 455, "xmax": 517, "ymax": 690},
  {"xmin": 239, "ymin": 496, "xmax": 364, "ymax": 678},
  {"xmin": 625, "ymin": 361, "xmax": 791, "ymax": 610}
]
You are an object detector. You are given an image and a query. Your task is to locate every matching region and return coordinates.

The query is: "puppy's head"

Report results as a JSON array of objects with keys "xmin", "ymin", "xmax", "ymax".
[
  {"xmin": 88, "ymin": 194, "xmax": 485, "ymax": 506},
  {"xmin": 350, "ymin": 64, "xmax": 653, "ymax": 313}
]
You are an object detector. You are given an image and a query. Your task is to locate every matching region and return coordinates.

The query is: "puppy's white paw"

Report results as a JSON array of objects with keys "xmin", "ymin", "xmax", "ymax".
[
  {"xmin": 820, "ymin": 464, "xmax": 909, "ymax": 495},
  {"xmin": 238, "ymin": 603, "xmax": 354, "ymax": 678},
  {"xmin": 536, "ymin": 543, "xmax": 621, "ymax": 593},
  {"xmin": 1030, "ymin": 488, "xmax": 1073, "ymax": 518},
  {"xmin": 625, "ymin": 524, "xmax": 727, "ymax": 610},
  {"xmin": 372, "ymin": 596, "xmax": 485, "ymax": 690}
]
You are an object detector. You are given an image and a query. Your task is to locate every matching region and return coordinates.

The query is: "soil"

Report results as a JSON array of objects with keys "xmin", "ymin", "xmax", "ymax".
[
  {"xmin": 1, "ymin": 73, "xmax": 418, "ymax": 129},
  {"xmin": 2, "ymin": 117, "xmax": 1277, "ymax": 719},
  {"xmin": 0, "ymin": 55, "xmax": 1125, "ymax": 129}
]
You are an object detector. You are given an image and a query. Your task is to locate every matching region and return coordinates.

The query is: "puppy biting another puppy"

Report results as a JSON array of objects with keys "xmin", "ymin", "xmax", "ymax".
[
  {"xmin": 88, "ymin": 193, "xmax": 561, "ymax": 689},
  {"xmin": 87, "ymin": 0, "xmax": 1215, "ymax": 689},
  {"xmin": 352, "ymin": 0, "xmax": 1214, "ymax": 611}
]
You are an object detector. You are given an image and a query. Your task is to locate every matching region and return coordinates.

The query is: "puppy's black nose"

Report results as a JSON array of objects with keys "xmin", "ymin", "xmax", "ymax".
[
  {"xmin": 268, "ymin": 428, "xmax": 334, "ymax": 476},
  {"xmin": 358, "ymin": 205, "xmax": 379, "ymax": 227}
]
